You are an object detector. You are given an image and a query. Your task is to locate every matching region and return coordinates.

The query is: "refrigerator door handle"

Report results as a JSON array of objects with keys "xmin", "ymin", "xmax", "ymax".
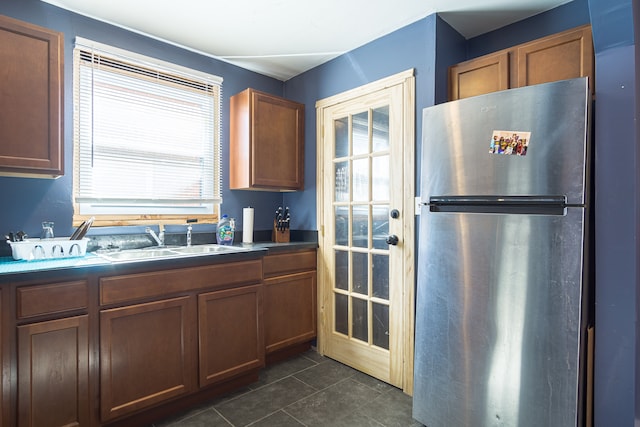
[{"xmin": 428, "ymin": 195, "xmax": 568, "ymax": 215}]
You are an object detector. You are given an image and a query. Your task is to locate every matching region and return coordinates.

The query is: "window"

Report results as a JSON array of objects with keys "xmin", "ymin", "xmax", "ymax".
[{"xmin": 73, "ymin": 37, "xmax": 222, "ymax": 226}]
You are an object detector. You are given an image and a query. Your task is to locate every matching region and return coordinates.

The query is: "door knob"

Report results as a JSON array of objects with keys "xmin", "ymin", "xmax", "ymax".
[{"xmin": 386, "ymin": 235, "xmax": 399, "ymax": 246}]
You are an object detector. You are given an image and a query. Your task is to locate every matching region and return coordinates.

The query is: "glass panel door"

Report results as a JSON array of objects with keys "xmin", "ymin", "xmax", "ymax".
[
  {"xmin": 332, "ymin": 106, "xmax": 391, "ymax": 351},
  {"xmin": 317, "ymin": 70, "xmax": 415, "ymax": 392}
]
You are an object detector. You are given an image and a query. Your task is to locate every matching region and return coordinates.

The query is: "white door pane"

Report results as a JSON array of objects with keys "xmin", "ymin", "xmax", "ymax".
[
  {"xmin": 373, "ymin": 106, "xmax": 389, "ymax": 152},
  {"xmin": 335, "ymin": 117, "xmax": 349, "ymax": 158},
  {"xmin": 372, "ymin": 155, "xmax": 389, "ymax": 201},
  {"xmin": 352, "ymin": 158, "xmax": 369, "ymax": 202},
  {"xmin": 352, "ymin": 111, "xmax": 369, "ymax": 155}
]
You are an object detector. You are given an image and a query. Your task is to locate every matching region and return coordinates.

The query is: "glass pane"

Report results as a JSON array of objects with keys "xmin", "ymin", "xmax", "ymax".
[
  {"xmin": 352, "ymin": 111, "xmax": 369, "ymax": 156},
  {"xmin": 372, "ymin": 205, "xmax": 389, "ymax": 250},
  {"xmin": 334, "ymin": 161, "xmax": 349, "ymax": 202},
  {"xmin": 335, "ymin": 293, "xmax": 348, "ymax": 335},
  {"xmin": 335, "ymin": 250, "xmax": 349, "ymax": 290},
  {"xmin": 334, "ymin": 205, "xmax": 349, "ymax": 246},
  {"xmin": 372, "ymin": 106, "xmax": 389, "ymax": 152},
  {"xmin": 351, "ymin": 205, "xmax": 369, "ymax": 248},
  {"xmin": 353, "ymin": 158, "xmax": 369, "ymax": 202},
  {"xmin": 352, "ymin": 297, "xmax": 368, "ymax": 342},
  {"xmin": 372, "ymin": 254, "xmax": 389, "ymax": 299},
  {"xmin": 372, "ymin": 303, "xmax": 389, "ymax": 350},
  {"xmin": 352, "ymin": 252, "xmax": 368, "ymax": 295},
  {"xmin": 372, "ymin": 155, "xmax": 389, "ymax": 201},
  {"xmin": 334, "ymin": 116, "xmax": 349, "ymax": 158}
]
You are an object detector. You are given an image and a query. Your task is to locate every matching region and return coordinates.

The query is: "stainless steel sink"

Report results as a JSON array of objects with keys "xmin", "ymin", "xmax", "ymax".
[{"xmin": 96, "ymin": 244, "xmax": 250, "ymax": 262}]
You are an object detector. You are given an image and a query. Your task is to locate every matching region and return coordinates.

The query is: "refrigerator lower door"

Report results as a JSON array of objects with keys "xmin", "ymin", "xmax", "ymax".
[{"xmin": 413, "ymin": 207, "xmax": 585, "ymax": 427}]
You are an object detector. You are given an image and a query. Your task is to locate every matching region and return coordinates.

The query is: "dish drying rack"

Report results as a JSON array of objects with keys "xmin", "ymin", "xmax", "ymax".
[{"xmin": 7, "ymin": 238, "xmax": 89, "ymax": 261}]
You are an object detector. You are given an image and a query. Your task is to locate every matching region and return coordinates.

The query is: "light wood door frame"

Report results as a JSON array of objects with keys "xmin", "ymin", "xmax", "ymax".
[{"xmin": 315, "ymin": 69, "xmax": 415, "ymax": 394}]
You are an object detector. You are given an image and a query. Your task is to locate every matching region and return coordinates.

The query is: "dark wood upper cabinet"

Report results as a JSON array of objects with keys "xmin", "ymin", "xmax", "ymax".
[
  {"xmin": 230, "ymin": 88, "xmax": 304, "ymax": 191},
  {"xmin": 0, "ymin": 15, "xmax": 64, "ymax": 178},
  {"xmin": 449, "ymin": 25, "xmax": 594, "ymax": 101}
]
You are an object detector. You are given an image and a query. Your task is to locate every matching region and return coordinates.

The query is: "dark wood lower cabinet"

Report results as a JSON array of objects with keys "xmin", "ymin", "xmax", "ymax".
[
  {"xmin": 99, "ymin": 297, "xmax": 196, "ymax": 422},
  {"xmin": 17, "ymin": 315, "xmax": 89, "ymax": 427},
  {"xmin": 3, "ymin": 249, "xmax": 315, "ymax": 426},
  {"xmin": 198, "ymin": 285, "xmax": 264, "ymax": 386},
  {"xmin": 263, "ymin": 249, "xmax": 317, "ymax": 363}
]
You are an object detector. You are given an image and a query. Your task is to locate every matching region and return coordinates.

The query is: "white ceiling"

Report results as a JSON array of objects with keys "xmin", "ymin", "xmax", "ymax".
[{"xmin": 42, "ymin": 0, "xmax": 572, "ymax": 81}]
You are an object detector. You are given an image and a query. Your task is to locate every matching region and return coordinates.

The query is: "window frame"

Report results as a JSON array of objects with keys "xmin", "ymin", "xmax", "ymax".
[{"xmin": 72, "ymin": 37, "xmax": 223, "ymax": 227}]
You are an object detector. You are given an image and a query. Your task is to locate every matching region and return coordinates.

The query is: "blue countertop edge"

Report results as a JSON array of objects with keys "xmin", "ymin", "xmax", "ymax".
[
  {"xmin": 0, "ymin": 241, "xmax": 318, "ymax": 276},
  {"xmin": 0, "ymin": 252, "xmax": 110, "ymax": 275}
]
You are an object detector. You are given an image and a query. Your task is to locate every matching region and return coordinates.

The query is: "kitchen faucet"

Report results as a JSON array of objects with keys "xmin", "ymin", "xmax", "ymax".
[
  {"xmin": 185, "ymin": 219, "xmax": 197, "ymax": 247},
  {"xmin": 145, "ymin": 225, "xmax": 164, "ymax": 247}
]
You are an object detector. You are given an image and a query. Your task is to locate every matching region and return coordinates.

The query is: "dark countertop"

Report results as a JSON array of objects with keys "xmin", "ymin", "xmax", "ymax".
[
  {"xmin": 0, "ymin": 241, "xmax": 317, "ymax": 277},
  {"xmin": 239, "ymin": 241, "xmax": 318, "ymax": 253}
]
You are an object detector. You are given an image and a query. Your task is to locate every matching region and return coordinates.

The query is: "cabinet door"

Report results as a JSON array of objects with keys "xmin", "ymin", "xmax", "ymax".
[
  {"xmin": 198, "ymin": 284, "xmax": 264, "ymax": 387},
  {"xmin": 17, "ymin": 316, "xmax": 89, "ymax": 427},
  {"xmin": 449, "ymin": 52, "xmax": 509, "ymax": 100},
  {"xmin": 264, "ymin": 271, "xmax": 317, "ymax": 354},
  {"xmin": 252, "ymin": 91, "xmax": 304, "ymax": 189},
  {"xmin": 0, "ymin": 15, "xmax": 63, "ymax": 177},
  {"xmin": 230, "ymin": 88, "xmax": 304, "ymax": 190},
  {"xmin": 100, "ymin": 297, "xmax": 196, "ymax": 422},
  {"xmin": 516, "ymin": 25, "xmax": 594, "ymax": 90}
]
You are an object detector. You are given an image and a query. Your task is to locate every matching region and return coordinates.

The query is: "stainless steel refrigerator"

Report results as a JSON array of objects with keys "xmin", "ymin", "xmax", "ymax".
[{"xmin": 413, "ymin": 78, "xmax": 591, "ymax": 427}]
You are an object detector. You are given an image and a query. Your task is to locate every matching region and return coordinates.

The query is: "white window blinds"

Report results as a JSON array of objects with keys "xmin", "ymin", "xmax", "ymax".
[{"xmin": 73, "ymin": 38, "xmax": 222, "ymax": 216}]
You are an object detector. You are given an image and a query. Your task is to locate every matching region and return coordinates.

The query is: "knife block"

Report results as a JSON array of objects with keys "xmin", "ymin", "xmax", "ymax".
[{"xmin": 272, "ymin": 220, "xmax": 290, "ymax": 243}]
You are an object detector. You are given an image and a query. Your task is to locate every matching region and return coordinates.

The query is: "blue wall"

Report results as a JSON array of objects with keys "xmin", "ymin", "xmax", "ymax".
[
  {"xmin": 0, "ymin": 0, "xmax": 288, "ymax": 241},
  {"xmin": 586, "ymin": 0, "xmax": 638, "ymax": 424},
  {"xmin": 283, "ymin": 15, "xmax": 449, "ymax": 229},
  {"xmin": 467, "ymin": 0, "xmax": 592, "ymax": 57}
]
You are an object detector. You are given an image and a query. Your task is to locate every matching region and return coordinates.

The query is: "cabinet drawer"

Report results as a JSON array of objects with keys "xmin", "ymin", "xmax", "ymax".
[
  {"xmin": 17, "ymin": 280, "xmax": 88, "ymax": 319},
  {"xmin": 263, "ymin": 250, "xmax": 316, "ymax": 278},
  {"xmin": 100, "ymin": 259, "xmax": 263, "ymax": 305}
]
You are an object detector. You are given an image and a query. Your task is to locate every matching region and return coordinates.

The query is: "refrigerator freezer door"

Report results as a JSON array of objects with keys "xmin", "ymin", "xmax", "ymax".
[
  {"xmin": 413, "ymin": 207, "xmax": 585, "ymax": 427},
  {"xmin": 421, "ymin": 78, "xmax": 590, "ymax": 205}
]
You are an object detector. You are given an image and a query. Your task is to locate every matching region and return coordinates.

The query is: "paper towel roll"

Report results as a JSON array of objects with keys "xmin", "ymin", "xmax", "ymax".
[{"xmin": 242, "ymin": 207, "xmax": 254, "ymax": 243}]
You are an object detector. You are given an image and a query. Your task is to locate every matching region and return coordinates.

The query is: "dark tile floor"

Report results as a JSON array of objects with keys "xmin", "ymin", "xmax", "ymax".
[{"xmin": 153, "ymin": 349, "xmax": 423, "ymax": 427}]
